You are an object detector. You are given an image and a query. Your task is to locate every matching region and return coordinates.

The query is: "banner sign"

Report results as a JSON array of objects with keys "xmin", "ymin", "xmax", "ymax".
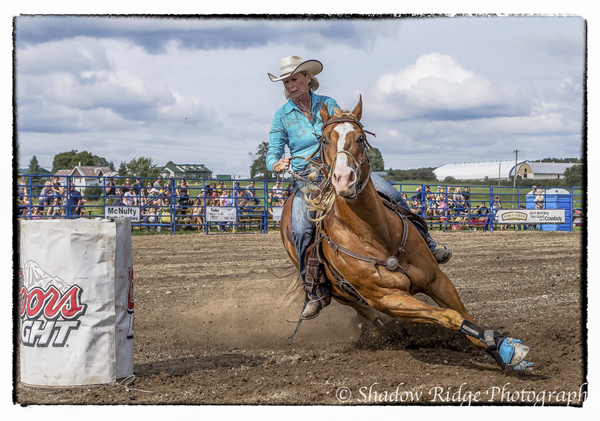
[
  {"xmin": 206, "ymin": 206, "xmax": 237, "ymax": 222},
  {"xmin": 496, "ymin": 209, "xmax": 565, "ymax": 224},
  {"xmin": 19, "ymin": 219, "xmax": 134, "ymax": 386},
  {"xmin": 105, "ymin": 206, "xmax": 140, "ymax": 222},
  {"xmin": 272, "ymin": 206, "xmax": 283, "ymax": 222}
]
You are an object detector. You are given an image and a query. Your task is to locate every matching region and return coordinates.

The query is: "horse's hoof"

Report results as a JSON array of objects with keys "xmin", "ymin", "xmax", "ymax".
[{"xmin": 499, "ymin": 337, "xmax": 530, "ymax": 366}]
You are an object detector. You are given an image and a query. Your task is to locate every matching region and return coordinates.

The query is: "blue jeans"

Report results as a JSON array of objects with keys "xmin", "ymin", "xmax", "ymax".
[{"xmin": 292, "ymin": 170, "xmax": 435, "ymax": 282}]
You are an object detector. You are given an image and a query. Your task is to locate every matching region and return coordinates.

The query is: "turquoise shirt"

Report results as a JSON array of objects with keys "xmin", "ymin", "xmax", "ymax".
[{"xmin": 267, "ymin": 91, "xmax": 340, "ymax": 172}]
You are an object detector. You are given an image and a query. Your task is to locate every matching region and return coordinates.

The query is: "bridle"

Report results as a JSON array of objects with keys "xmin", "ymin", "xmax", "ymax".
[{"xmin": 318, "ymin": 115, "xmax": 376, "ymax": 199}]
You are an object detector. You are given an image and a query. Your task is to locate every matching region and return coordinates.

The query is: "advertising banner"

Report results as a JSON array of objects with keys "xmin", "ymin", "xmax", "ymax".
[
  {"xmin": 206, "ymin": 206, "xmax": 237, "ymax": 222},
  {"xmin": 496, "ymin": 209, "xmax": 565, "ymax": 224},
  {"xmin": 105, "ymin": 206, "xmax": 140, "ymax": 222},
  {"xmin": 19, "ymin": 218, "xmax": 134, "ymax": 386}
]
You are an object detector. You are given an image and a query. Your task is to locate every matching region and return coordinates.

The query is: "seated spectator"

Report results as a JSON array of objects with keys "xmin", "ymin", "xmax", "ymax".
[
  {"xmin": 124, "ymin": 188, "xmax": 137, "ymax": 206},
  {"xmin": 451, "ymin": 187, "xmax": 463, "ymax": 208},
  {"xmin": 216, "ymin": 181, "xmax": 226, "ymax": 195},
  {"xmin": 218, "ymin": 189, "xmax": 234, "ymax": 231},
  {"xmin": 18, "ymin": 174, "xmax": 27, "ymax": 202},
  {"xmin": 410, "ymin": 197, "xmax": 422, "ymax": 215},
  {"xmin": 51, "ymin": 176, "xmax": 65, "ymax": 199},
  {"xmin": 534, "ymin": 191, "xmax": 545, "ymax": 208},
  {"xmin": 236, "ymin": 189, "xmax": 248, "ymax": 213},
  {"xmin": 68, "ymin": 184, "xmax": 83, "ymax": 217},
  {"xmin": 272, "ymin": 181, "xmax": 284, "ymax": 198},
  {"xmin": 153, "ymin": 177, "xmax": 163, "ymax": 190},
  {"xmin": 177, "ymin": 179, "xmax": 190, "ymax": 215},
  {"xmin": 19, "ymin": 194, "xmax": 31, "ymax": 217},
  {"xmin": 436, "ymin": 194, "xmax": 448, "ymax": 217},
  {"xmin": 491, "ymin": 198, "xmax": 502, "ymax": 230},
  {"xmin": 142, "ymin": 206, "xmax": 158, "ymax": 232},
  {"xmin": 190, "ymin": 196, "xmax": 205, "ymax": 232},
  {"xmin": 38, "ymin": 181, "xmax": 53, "ymax": 211},
  {"xmin": 105, "ymin": 178, "xmax": 116, "ymax": 197},
  {"xmin": 472, "ymin": 201, "xmax": 488, "ymax": 218},
  {"xmin": 245, "ymin": 180, "xmax": 261, "ymax": 205},
  {"xmin": 132, "ymin": 178, "xmax": 141, "ymax": 195},
  {"xmin": 30, "ymin": 206, "xmax": 41, "ymax": 220},
  {"xmin": 206, "ymin": 182, "xmax": 216, "ymax": 198},
  {"xmin": 462, "ymin": 187, "xmax": 470, "ymax": 206},
  {"xmin": 267, "ymin": 190, "xmax": 279, "ymax": 215}
]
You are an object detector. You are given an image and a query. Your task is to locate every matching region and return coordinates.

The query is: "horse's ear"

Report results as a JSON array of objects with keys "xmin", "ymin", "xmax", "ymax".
[
  {"xmin": 352, "ymin": 95, "xmax": 363, "ymax": 121},
  {"xmin": 320, "ymin": 103, "xmax": 330, "ymax": 124}
]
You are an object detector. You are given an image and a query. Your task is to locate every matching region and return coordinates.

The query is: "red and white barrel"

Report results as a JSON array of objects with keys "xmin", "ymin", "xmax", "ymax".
[{"xmin": 19, "ymin": 218, "xmax": 134, "ymax": 386}]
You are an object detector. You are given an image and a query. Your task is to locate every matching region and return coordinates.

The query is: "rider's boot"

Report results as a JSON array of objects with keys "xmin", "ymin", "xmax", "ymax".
[
  {"xmin": 426, "ymin": 233, "xmax": 452, "ymax": 264},
  {"xmin": 300, "ymin": 254, "xmax": 331, "ymax": 320}
]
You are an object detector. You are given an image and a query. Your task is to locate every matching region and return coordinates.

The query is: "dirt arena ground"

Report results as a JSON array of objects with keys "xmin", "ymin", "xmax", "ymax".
[{"xmin": 17, "ymin": 230, "xmax": 586, "ymax": 406}]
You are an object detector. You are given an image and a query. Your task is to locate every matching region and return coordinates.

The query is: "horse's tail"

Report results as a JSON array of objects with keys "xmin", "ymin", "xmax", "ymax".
[{"xmin": 281, "ymin": 270, "xmax": 303, "ymax": 306}]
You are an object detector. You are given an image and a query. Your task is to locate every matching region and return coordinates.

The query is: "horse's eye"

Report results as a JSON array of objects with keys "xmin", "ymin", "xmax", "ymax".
[
  {"xmin": 321, "ymin": 136, "xmax": 329, "ymax": 145},
  {"xmin": 357, "ymin": 135, "xmax": 366, "ymax": 143}
]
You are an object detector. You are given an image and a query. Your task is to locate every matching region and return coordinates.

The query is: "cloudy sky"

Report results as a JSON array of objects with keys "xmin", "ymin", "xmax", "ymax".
[{"xmin": 14, "ymin": 13, "xmax": 586, "ymax": 177}]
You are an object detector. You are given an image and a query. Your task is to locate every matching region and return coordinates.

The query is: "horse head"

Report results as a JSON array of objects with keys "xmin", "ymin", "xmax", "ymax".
[{"xmin": 319, "ymin": 95, "xmax": 373, "ymax": 199}]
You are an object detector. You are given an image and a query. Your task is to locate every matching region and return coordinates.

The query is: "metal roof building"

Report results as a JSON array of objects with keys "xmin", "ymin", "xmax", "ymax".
[
  {"xmin": 434, "ymin": 161, "xmax": 523, "ymax": 181},
  {"xmin": 434, "ymin": 160, "xmax": 577, "ymax": 181}
]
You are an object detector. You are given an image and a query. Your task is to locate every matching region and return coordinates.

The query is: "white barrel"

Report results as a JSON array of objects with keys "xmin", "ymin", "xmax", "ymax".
[{"xmin": 19, "ymin": 218, "xmax": 134, "ymax": 386}]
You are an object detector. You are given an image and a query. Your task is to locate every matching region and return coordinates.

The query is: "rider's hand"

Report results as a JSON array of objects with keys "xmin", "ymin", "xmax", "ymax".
[{"xmin": 274, "ymin": 158, "xmax": 290, "ymax": 173}]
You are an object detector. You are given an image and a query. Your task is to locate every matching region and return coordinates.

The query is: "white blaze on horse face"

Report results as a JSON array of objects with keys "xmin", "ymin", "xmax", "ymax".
[{"xmin": 332, "ymin": 123, "xmax": 357, "ymax": 195}]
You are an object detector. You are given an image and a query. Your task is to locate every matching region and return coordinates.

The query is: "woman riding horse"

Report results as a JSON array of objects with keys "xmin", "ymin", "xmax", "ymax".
[{"xmin": 267, "ymin": 56, "xmax": 452, "ymax": 320}]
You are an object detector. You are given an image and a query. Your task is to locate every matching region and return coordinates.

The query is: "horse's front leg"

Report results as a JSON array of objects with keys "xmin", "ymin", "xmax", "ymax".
[{"xmin": 374, "ymin": 291, "xmax": 533, "ymax": 370}]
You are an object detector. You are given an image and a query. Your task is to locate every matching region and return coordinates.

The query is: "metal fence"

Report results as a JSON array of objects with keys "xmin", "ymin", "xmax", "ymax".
[{"xmin": 16, "ymin": 174, "xmax": 583, "ymax": 234}]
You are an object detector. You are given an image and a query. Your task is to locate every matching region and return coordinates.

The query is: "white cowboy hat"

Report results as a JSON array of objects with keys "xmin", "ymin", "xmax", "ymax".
[{"xmin": 268, "ymin": 55, "xmax": 323, "ymax": 82}]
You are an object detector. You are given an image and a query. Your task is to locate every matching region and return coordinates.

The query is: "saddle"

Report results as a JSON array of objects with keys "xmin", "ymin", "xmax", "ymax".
[{"xmin": 285, "ymin": 191, "xmax": 426, "ymax": 304}]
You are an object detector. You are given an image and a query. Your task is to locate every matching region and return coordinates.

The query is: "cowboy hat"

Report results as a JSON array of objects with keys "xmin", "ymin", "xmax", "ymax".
[{"xmin": 268, "ymin": 55, "xmax": 323, "ymax": 82}]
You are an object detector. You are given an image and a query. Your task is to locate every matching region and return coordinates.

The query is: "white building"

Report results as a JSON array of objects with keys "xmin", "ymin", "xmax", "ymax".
[{"xmin": 434, "ymin": 160, "xmax": 577, "ymax": 181}]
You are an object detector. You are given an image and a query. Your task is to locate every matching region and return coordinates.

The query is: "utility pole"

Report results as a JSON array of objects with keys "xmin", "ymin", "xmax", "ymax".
[{"xmin": 513, "ymin": 150, "xmax": 520, "ymax": 208}]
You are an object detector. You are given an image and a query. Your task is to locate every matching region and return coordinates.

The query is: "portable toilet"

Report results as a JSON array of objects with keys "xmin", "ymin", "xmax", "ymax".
[{"xmin": 526, "ymin": 188, "xmax": 572, "ymax": 231}]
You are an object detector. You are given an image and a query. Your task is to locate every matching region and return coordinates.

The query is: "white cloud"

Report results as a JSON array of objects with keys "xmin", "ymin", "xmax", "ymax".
[{"xmin": 370, "ymin": 52, "xmax": 528, "ymax": 121}]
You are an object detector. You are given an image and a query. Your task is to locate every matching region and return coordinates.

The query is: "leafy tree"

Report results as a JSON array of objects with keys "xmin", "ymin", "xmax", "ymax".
[
  {"xmin": 108, "ymin": 161, "xmax": 116, "ymax": 172},
  {"xmin": 52, "ymin": 150, "xmax": 78, "ymax": 173},
  {"xmin": 366, "ymin": 147, "xmax": 385, "ymax": 172},
  {"xmin": 51, "ymin": 150, "xmax": 111, "ymax": 173},
  {"xmin": 92, "ymin": 155, "xmax": 111, "ymax": 167},
  {"xmin": 70, "ymin": 150, "xmax": 95, "ymax": 167},
  {"xmin": 249, "ymin": 141, "xmax": 276, "ymax": 180},
  {"xmin": 126, "ymin": 157, "xmax": 160, "ymax": 178},
  {"xmin": 564, "ymin": 164, "xmax": 583, "ymax": 186}
]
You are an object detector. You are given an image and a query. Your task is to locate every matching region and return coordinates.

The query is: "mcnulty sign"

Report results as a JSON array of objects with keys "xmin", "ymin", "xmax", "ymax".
[
  {"xmin": 497, "ymin": 209, "xmax": 565, "ymax": 224},
  {"xmin": 206, "ymin": 207, "xmax": 237, "ymax": 222},
  {"xmin": 105, "ymin": 206, "xmax": 140, "ymax": 222}
]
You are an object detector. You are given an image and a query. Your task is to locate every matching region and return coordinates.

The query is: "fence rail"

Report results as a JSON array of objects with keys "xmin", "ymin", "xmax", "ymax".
[{"xmin": 16, "ymin": 174, "xmax": 583, "ymax": 234}]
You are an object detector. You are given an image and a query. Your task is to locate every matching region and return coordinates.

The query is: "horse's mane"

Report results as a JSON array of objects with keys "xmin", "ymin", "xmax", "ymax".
[{"xmin": 302, "ymin": 108, "xmax": 359, "ymax": 223}]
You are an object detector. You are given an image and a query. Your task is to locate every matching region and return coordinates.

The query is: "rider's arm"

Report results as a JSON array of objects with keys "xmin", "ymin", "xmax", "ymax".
[{"xmin": 267, "ymin": 114, "xmax": 287, "ymax": 173}]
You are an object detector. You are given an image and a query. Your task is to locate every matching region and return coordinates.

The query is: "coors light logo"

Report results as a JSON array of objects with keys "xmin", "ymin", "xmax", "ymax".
[{"xmin": 20, "ymin": 261, "xmax": 88, "ymax": 347}]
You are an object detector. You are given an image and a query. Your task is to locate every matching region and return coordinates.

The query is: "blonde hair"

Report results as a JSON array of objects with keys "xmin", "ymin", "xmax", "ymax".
[{"xmin": 284, "ymin": 71, "xmax": 320, "ymax": 100}]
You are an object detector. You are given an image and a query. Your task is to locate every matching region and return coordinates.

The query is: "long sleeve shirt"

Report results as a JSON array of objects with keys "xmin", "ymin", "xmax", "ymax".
[{"xmin": 266, "ymin": 91, "xmax": 340, "ymax": 172}]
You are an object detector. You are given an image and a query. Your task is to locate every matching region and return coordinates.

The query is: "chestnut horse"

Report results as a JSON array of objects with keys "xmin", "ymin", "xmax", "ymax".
[{"xmin": 280, "ymin": 96, "xmax": 533, "ymax": 370}]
